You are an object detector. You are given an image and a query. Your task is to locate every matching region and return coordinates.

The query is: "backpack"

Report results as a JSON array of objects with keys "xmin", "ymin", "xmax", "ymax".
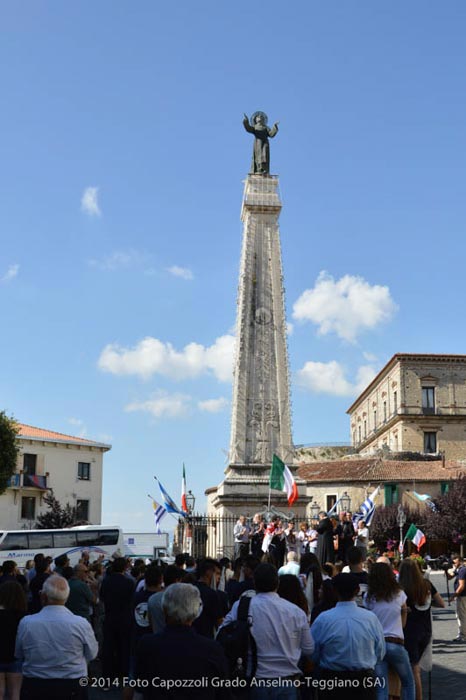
[{"xmin": 216, "ymin": 594, "xmax": 257, "ymax": 680}]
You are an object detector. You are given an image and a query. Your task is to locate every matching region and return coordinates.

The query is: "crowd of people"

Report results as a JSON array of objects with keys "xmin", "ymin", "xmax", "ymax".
[{"xmin": 0, "ymin": 517, "xmax": 464, "ymax": 700}]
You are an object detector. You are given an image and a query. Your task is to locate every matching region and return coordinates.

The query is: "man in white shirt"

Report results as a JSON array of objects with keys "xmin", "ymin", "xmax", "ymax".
[
  {"xmin": 354, "ymin": 520, "xmax": 369, "ymax": 560},
  {"xmin": 278, "ymin": 551, "xmax": 300, "ymax": 577},
  {"xmin": 15, "ymin": 575, "xmax": 98, "ymax": 699},
  {"xmin": 220, "ymin": 563, "xmax": 314, "ymax": 697},
  {"xmin": 234, "ymin": 515, "xmax": 251, "ymax": 559}
]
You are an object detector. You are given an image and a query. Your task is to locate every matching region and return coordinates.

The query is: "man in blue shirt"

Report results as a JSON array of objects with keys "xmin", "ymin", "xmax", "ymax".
[
  {"xmin": 311, "ymin": 573, "xmax": 385, "ymax": 699},
  {"xmin": 450, "ymin": 554, "xmax": 466, "ymax": 642}
]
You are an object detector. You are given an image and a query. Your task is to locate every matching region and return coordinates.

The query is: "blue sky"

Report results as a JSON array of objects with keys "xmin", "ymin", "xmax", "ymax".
[{"xmin": 2, "ymin": 2, "xmax": 466, "ymax": 532}]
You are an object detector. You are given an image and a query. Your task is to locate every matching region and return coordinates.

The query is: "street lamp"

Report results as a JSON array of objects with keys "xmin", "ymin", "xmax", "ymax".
[
  {"xmin": 186, "ymin": 490, "xmax": 196, "ymax": 514},
  {"xmin": 310, "ymin": 501, "xmax": 320, "ymax": 520},
  {"xmin": 397, "ymin": 504, "xmax": 406, "ymax": 559},
  {"xmin": 340, "ymin": 492, "xmax": 351, "ymax": 513}
]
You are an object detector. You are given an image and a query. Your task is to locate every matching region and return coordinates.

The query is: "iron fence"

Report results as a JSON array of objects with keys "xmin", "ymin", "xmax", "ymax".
[{"xmin": 173, "ymin": 510, "xmax": 308, "ymax": 560}]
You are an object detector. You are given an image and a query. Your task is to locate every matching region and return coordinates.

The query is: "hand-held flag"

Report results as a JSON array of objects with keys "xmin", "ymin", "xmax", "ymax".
[
  {"xmin": 270, "ymin": 454, "xmax": 298, "ymax": 506},
  {"xmin": 353, "ymin": 486, "xmax": 380, "ymax": 528},
  {"xmin": 405, "ymin": 523, "xmax": 426, "ymax": 551},
  {"xmin": 151, "ymin": 499, "xmax": 167, "ymax": 534},
  {"xmin": 155, "ymin": 477, "xmax": 187, "ymax": 517}
]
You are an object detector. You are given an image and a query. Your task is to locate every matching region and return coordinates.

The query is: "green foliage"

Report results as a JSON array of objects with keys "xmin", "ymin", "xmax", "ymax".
[
  {"xmin": 370, "ymin": 504, "xmax": 426, "ymax": 549},
  {"xmin": 0, "ymin": 411, "xmax": 20, "ymax": 495},
  {"xmin": 35, "ymin": 490, "xmax": 78, "ymax": 529},
  {"xmin": 424, "ymin": 475, "xmax": 466, "ymax": 543}
]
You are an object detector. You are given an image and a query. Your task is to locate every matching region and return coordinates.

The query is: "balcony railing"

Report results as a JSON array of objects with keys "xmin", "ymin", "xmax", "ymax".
[
  {"xmin": 422, "ymin": 406, "xmax": 435, "ymax": 415},
  {"xmin": 8, "ymin": 473, "xmax": 48, "ymax": 489}
]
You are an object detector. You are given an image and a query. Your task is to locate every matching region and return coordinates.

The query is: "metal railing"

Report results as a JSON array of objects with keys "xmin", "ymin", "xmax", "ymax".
[{"xmin": 8, "ymin": 473, "xmax": 48, "ymax": 489}]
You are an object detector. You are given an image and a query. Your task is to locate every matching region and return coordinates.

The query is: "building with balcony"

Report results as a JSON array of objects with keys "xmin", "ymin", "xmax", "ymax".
[
  {"xmin": 347, "ymin": 354, "xmax": 466, "ymax": 460},
  {"xmin": 0, "ymin": 423, "xmax": 111, "ymax": 530}
]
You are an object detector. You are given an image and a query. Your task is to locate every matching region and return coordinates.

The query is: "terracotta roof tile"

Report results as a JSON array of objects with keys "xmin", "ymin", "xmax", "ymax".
[
  {"xmin": 298, "ymin": 458, "xmax": 459, "ymax": 483},
  {"xmin": 16, "ymin": 423, "xmax": 110, "ymax": 449}
]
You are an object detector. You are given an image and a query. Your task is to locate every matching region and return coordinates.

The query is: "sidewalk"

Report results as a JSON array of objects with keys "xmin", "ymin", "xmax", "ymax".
[{"xmin": 421, "ymin": 571, "xmax": 466, "ymax": 699}]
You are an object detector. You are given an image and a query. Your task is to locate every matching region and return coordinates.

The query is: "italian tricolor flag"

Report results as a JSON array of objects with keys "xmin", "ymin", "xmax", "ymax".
[
  {"xmin": 270, "ymin": 454, "xmax": 298, "ymax": 506},
  {"xmin": 181, "ymin": 464, "xmax": 188, "ymax": 513},
  {"xmin": 405, "ymin": 523, "xmax": 426, "ymax": 551}
]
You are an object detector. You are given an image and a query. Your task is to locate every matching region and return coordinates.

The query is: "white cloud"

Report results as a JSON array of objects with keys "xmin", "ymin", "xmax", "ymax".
[
  {"xmin": 292, "ymin": 271, "xmax": 397, "ymax": 342},
  {"xmin": 286, "ymin": 322, "xmax": 294, "ymax": 336},
  {"xmin": 97, "ymin": 433, "xmax": 113, "ymax": 444},
  {"xmin": 363, "ymin": 351, "xmax": 378, "ymax": 362},
  {"xmin": 88, "ymin": 249, "xmax": 147, "ymax": 271},
  {"xmin": 1, "ymin": 264, "xmax": 19, "ymax": 283},
  {"xmin": 98, "ymin": 333, "xmax": 236, "ymax": 383},
  {"xmin": 126, "ymin": 391, "xmax": 191, "ymax": 419},
  {"xmin": 167, "ymin": 265, "xmax": 193, "ymax": 280},
  {"xmin": 81, "ymin": 186, "xmax": 101, "ymax": 217},
  {"xmin": 296, "ymin": 361, "xmax": 377, "ymax": 397},
  {"xmin": 198, "ymin": 397, "xmax": 229, "ymax": 413},
  {"xmin": 68, "ymin": 417, "xmax": 87, "ymax": 437}
]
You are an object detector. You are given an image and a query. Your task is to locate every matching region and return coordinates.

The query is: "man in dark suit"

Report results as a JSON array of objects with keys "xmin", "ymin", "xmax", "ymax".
[{"xmin": 135, "ymin": 583, "xmax": 228, "ymax": 699}]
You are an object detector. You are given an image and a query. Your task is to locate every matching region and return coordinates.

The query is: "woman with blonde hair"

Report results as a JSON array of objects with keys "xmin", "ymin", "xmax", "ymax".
[{"xmin": 398, "ymin": 559, "xmax": 444, "ymax": 699}]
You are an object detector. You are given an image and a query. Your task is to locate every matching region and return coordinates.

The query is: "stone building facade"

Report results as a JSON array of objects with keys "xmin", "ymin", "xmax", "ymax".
[
  {"xmin": 347, "ymin": 354, "xmax": 466, "ymax": 460},
  {"xmin": 0, "ymin": 423, "xmax": 111, "ymax": 530}
]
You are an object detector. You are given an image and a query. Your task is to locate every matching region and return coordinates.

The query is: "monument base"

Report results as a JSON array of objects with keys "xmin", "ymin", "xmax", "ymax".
[{"xmin": 206, "ymin": 463, "xmax": 307, "ymax": 519}]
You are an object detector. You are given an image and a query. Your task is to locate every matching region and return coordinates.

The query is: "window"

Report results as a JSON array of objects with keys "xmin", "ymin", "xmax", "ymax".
[
  {"xmin": 373, "ymin": 410, "xmax": 377, "ymax": 430},
  {"xmin": 384, "ymin": 484, "xmax": 398, "ymax": 505},
  {"xmin": 21, "ymin": 496, "xmax": 36, "ymax": 520},
  {"xmin": 53, "ymin": 531, "xmax": 77, "ymax": 548},
  {"xmin": 364, "ymin": 420, "xmax": 367, "ymax": 439},
  {"xmin": 326, "ymin": 494, "xmax": 337, "ymax": 512},
  {"xmin": 424, "ymin": 432, "xmax": 437, "ymax": 454},
  {"xmin": 422, "ymin": 387, "xmax": 435, "ymax": 414},
  {"xmin": 97, "ymin": 529, "xmax": 120, "ymax": 546},
  {"xmin": 383, "ymin": 401, "xmax": 387, "ymax": 422},
  {"xmin": 393, "ymin": 391, "xmax": 398, "ymax": 413},
  {"xmin": 76, "ymin": 499, "xmax": 89, "ymax": 521},
  {"xmin": 358, "ymin": 426, "xmax": 361, "ymax": 443},
  {"xmin": 23, "ymin": 454, "xmax": 37, "ymax": 476},
  {"xmin": 78, "ymin": 462, "xmax": 91, "ymax": 480},
  {"xmin": 0, "ymin": 533, "xmax": 29, "ymax": 550},
  {"xmin": 440, "ymin": 482, "xmax": 449, "ymax": 495},
  {"xmin": 28, "ymin": 532, "xmax": 53, "ymax": 549},
  {"xmin": 76, "ymin": 530, "xmax": 97, "ymax": 547}
]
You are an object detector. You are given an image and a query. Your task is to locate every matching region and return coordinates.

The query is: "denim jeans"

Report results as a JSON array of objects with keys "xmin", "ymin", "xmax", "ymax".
[{"xmin": 375, "ymin": 642, "xmax": 415, "ymax": 700}]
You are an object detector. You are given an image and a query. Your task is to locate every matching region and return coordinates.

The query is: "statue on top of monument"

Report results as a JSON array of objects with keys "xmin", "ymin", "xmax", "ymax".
[{"xmin": 243, "ymin": 111, "xmax": 279, "ymax": 175}]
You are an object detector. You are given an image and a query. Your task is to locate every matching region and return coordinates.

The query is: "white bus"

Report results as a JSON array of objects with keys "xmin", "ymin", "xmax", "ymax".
[{"xmin": 0, "ymin": 525, "xmax": 124, "ymax": 568}]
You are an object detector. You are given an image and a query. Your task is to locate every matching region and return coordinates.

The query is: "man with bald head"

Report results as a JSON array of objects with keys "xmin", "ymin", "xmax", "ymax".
[
  {"xmin": 66, "ymin": 563, "xmax": 95, "ymax": 621},
  {"xmin": 15, "ymin": 575, "xmax": 98, "ymax": 699}
]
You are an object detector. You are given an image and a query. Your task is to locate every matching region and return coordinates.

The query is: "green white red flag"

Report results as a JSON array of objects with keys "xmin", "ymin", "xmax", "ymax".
[
  {"xmin": 405, "ymin": 523, "xmax": 426, "ymax": 551},
  {"xmin": 270, "ymin": 454, "xmax": 298, "ymax": 506},
  {"xmin": 181, "ymin": 464, "xmax": 187, "ymax": 513}
]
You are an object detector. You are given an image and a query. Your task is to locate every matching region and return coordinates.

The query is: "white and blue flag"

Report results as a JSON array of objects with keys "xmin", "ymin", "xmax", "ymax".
[{"xmin": 353, "ymin": 486, "xmax": 380, "ymax": 527}]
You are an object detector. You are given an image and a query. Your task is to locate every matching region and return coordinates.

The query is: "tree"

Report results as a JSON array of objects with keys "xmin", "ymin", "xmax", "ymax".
[
  {"xmin": 370, "ymin": 504, "xmax": 426, "ymax": 550},
  {"xmin": 0, "ymin": 411, "xmax": 20, "ymax": 495},
  {"xmin": 424, "ymin": 475, "xmax": 466, "ymax": 545},
  {"xmin": 35, "ymin": 491, "xmax": 79, "ymax": 529}
]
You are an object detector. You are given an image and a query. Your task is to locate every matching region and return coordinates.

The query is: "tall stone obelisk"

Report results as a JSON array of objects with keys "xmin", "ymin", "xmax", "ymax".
[
  {"xmin": 228, "ymin": 173, "xmax": 293, "ymax": 470},
  {"xmin": 206, "ymin": 113, "xmax": 300, "ymax": 522}
]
